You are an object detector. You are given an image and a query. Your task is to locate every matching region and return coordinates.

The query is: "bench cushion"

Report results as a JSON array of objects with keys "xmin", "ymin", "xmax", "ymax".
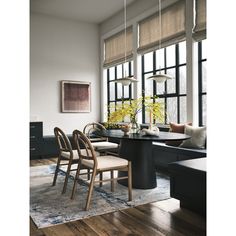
[{"xmin": 169, "ymin": 158, "xmax": 206, "ymax": 177}]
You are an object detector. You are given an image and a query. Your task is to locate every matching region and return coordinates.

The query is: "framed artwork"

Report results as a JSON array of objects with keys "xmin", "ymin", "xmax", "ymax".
[{"xmin": 61, "ymin": 80, "xmax": 91, "ymax": 113}]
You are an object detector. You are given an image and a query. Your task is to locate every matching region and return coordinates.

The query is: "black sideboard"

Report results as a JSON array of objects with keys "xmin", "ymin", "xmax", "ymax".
[{"xmin": 30, "ymin": 122, "xmax": 43, "ymax": 159}]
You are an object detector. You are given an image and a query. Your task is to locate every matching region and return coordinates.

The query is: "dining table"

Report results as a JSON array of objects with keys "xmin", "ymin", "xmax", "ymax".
[{"xmin": 95, "ymin": 129, "xmax": 191, "ymax": 189}]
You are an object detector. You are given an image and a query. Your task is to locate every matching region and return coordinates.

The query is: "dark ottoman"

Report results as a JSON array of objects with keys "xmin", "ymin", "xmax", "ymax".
[{"xmin": 168, "ymin": 158, "xmax": 206, "ymax": 216}]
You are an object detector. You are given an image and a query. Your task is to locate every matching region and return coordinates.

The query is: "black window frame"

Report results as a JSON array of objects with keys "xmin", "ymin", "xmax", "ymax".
[{"xmin": 141, "ymin": 42, "xmax": 187, "ymax": 124}]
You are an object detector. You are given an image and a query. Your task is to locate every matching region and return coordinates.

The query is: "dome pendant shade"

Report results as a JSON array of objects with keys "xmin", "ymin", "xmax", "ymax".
[
  {"xmin": 113, "ymin": 76, "xmax": 138, "ymax": 86},
  {"xmin": 147, "ymin": 74, "xmax": 172, "ymax": 83}
]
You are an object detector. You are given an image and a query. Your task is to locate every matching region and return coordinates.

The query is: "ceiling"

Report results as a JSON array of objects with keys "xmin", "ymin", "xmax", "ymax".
[{"xmin": 30, "ymin": 0, "xmax": 137, "ymax": 24}]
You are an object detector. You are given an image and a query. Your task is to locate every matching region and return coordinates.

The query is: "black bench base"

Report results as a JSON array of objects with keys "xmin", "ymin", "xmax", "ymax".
[{"xmin": 168, "ymin": 158, "xmax": 206, "ymax": 216}]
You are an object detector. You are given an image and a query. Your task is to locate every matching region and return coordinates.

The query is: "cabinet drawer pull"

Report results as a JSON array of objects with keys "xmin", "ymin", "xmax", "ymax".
[
  {"xmin": 30, "ymin": 148, "xmax": 36, "ymax": 151},
  {"xmin": 30, "ymin": 126, "xmax": 36, "ymax": 129},
  {"xmin": 30, "ymin": 136, "xmax": 36, "ymax": 139}
]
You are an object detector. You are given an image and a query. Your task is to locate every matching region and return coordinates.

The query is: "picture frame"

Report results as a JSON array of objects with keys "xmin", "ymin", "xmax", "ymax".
[{"xmin": 61, "ymin": 80, "xmax": 91, "ymax": 113}]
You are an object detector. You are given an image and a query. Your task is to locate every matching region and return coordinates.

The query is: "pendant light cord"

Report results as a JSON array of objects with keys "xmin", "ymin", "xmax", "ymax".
[
  {"xmin": 158, "ymin": 0, "xmax": 161, "ymax": 74},
  {"xmin": 124, "ymin": 0, "xmax": 127, "ymax": 77},
  {"xmin": 159, "ymin": 0, "xmax": 161, "ymax": 52}
]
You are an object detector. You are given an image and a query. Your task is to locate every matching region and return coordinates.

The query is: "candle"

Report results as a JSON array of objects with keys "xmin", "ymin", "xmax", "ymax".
[{"xmin": 150, "ymin": 110, "xmax": 153, "ymax": 130}]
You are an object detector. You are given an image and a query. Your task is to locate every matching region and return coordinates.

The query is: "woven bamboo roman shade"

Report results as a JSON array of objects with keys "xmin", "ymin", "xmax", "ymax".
[
  {"xmin": 103, "ymin": 27, "xmax": 133, "ymax": 68},
  {"xmin": 193, "ymin": 0, "xmax": 206, "ymax": 41},
  {"xmin": 138, "ymin": 0, "xmax": 185, "ymax": 54}
]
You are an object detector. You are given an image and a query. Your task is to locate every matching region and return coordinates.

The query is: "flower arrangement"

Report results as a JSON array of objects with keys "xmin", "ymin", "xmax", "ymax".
[{"xmin": 107, "ymin": 96, "xmax": 164, "ymax": 130}]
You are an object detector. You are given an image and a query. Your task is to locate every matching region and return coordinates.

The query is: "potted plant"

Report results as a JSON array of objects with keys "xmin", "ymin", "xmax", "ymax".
[{"xmin": 107, "ymin": 96, "xmax": 164, "ymax": 134}]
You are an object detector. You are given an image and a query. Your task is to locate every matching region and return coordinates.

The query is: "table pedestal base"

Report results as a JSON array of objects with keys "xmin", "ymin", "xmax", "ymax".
[{"xmin": 118, "ymin": 138, "xmax": 156, "ymax": 189}]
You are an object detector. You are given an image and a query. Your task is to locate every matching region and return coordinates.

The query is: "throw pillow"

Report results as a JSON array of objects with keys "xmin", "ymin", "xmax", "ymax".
[
  {"xmin": 165, "ymin": 122, "xmax": 192, "ymax": 146},
  {"xmin": 180, "ymin": 124, "xmax": 206, "ymax": 149}
]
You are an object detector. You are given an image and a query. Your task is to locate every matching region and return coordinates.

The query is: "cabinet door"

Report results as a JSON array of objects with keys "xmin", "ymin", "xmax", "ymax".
[
  {"xmin": 30, "ymin": 122, "xmax": 43, "ymax": 159},
  {"xmin": 30, "ymin": 122, "xmax": 43, "ymax": 138}
]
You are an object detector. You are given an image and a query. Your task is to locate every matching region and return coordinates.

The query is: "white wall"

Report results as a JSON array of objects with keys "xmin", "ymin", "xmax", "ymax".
[{"xmin": 30, "ymin": 13, "xmax": 100, "ymax": 135}]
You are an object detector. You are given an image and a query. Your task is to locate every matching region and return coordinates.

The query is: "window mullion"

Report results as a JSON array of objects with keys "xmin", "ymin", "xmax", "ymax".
[
  {"xmin": 141, "ymin": 55, "xmax": 145, "ymax": 123},
  {"xmin": 114, "ymin": 67, "xmax": 118, "ymax": 109},
  {"xmin": 176, "ymin": 44, "xmax": 180, "ymax": 123},
  {"xmin": 198, "ymin": 41, "xmax": 203, "ymax": 126},
  {"xmin": 107, "ymin": 69, "xmax": 110, "ymax": 117}
]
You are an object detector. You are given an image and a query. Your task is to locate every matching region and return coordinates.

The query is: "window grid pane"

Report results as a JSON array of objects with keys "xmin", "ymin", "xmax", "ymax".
[
  {"xmin": 166, "ymin": 45, "xmax": 176, "ymax": 67},
  {"xmin": 179, "ymin": 96, "xmax": 187, "ymax": 123},
  {"xmin": 179, "ymin": 41, "xmax": 186, "ymax": 64},
  {"xmin": 109, "ymin": 67, "xmax": 115, "ymax": 81},
  {"xmin": 109, "ymin": 82, "xmax": 115, "ymax": 101},
  {"xmin": 145, "ymin": 73, "xmax": 154, "ymax": 96},
  {"xmin": 144, "ymin": 52, "xmax": 153, "ymax": 72},
  {"xmin": 202, "ymin": 61, "xmax": 207, "ymax": 93},
  {"xmin": 155, "ymin": 48, "xmax": 165, "ymax": 69},
  {"xmin": 167, "ymin": 97, "xmax": 178, "ymax": 123},
  {"xmin": 179, "ymin": 65, "xmax": 186, "ymax": 94},
  {"xmin": 166, "ymin": 68, "xmax": 176, "ymax": 94},
  {"xmin": 202, "ymin": 94, "xmax": 207, "ymax": 126}
]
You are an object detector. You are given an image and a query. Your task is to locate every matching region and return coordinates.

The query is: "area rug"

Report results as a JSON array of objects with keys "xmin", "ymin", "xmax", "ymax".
[{"xmin": 30, "ymin": 164, "xmax": 170, "ymax": 228}]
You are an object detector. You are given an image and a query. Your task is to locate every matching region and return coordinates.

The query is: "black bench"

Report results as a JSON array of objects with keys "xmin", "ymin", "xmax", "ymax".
[
  {"xmin": 152, "ymin": 142, "xmax": 207, "ymax": 170},
  {"xmin": 168, "ymin": 158, "xmax": 206, "ymax": 216}
]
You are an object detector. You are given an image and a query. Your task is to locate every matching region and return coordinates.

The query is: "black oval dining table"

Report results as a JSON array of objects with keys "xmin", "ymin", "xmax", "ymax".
[{"xmin": 95, "ymin": 129, "xmax": 190, "ymax": 189}]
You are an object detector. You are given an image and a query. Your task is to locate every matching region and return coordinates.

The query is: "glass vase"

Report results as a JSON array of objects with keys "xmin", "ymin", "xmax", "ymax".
[{"xmin": 130, "ymin": 119, "xmax": 140, "ymax": 134}]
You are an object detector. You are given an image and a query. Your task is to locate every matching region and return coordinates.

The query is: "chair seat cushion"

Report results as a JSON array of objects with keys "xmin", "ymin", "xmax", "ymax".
[
  {"xmin": 61, "ymin": 149, "xmax": 99, "ymax": 159},
  {"xmin": 81, "ymin": 155, "xmax": 128, "ymax": 170},
  {"xmin": 61, "ymin": 150, "xmax": 79, "ymax": 159},
  {"xmin": 91, "ymin": 141, "xmax": 118, "ymax": 150}
]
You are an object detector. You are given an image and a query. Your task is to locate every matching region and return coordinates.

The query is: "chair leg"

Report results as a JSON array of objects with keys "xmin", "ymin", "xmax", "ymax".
[
  {"xmin": 52, "ymin": 155, "xmax": 61, "ymax": 186},
  {"xmin": 85, "ymin": 169, "xmax": 96, "ymax": 211},
  {"xmin": 128, "ymin": 162, "xmax": 132, "ymax": 201},
  {"xmin": 71, "ymin": 162, "xmax": 82, "ymax": 200},
  {"xmin": 62, "ymin": 160, "xmax": 72, "ymax": 194},
  {"xmin": 111, "ymin": 170, "xmax": 114, "ymax": 192},
  {"xmin": 87, "ymin": 168, "xmax": 90, "ymax": 180},
  {"xmin": 99, "ymin": 172, "xmax": 103, "ymax": 187}
]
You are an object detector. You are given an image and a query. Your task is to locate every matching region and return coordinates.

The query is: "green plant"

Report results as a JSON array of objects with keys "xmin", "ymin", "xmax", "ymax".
[{"xmin": 107, "ymin": 96, "xmax": 164, "ymax": 124}]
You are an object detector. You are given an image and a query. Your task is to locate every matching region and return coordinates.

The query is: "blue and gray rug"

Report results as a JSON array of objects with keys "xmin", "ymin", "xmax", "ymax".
[{"xmin": 30, "ymin": 164, "xmax": 170, "ymax": 228}]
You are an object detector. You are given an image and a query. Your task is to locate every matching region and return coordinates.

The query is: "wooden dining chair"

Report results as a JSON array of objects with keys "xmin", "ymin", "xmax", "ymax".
[
  {"xmin": 83, "ymin": 122, "xmax": 119, "ymax": 155},
  {"xmin": 71, "ymin": 129, "xmax": 132, "ymax": 211},
  {"xmin": 52, "ymin": 127, "xmax": 96, "ymax": 194}
]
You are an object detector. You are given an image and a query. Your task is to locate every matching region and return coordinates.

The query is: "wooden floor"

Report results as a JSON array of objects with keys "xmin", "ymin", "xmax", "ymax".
[{"xmin": 30, "ymin": 159, "xmax": 206, "ymax": 236}]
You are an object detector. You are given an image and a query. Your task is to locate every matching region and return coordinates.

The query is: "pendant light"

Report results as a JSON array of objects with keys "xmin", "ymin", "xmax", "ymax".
[
  {"xmin": 113, "ymin": 0, "xmax": 138, "ymax": 86},
  {"xmin": 147, "ymin": 0, "xmax": 172, "ymax": 83}
]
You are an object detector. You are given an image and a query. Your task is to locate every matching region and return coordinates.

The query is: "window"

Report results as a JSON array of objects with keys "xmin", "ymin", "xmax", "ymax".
[
  {"xmin": 198, "ymin": 39, "xmax": 207, "ymax": 126},
  {"xmin": 141, "ymin": 41, "xmax": 187, "ymax": 124},
  {"xmin": 106, "ymin": 61, "xmax": 134, "ymax": 122}
]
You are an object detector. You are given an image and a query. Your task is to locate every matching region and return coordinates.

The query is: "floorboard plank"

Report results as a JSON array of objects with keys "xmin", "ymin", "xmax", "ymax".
[
  {"xmin": 82, "ymin": 215, "xmax": 120, "ymax": 235},
  {"xmin": 153, "ymin": 199, "xmax": 206, "ymax": 230},
  {"xmin": 102, "ymin": 210, "xmax": 165, "ymax": 236},
  {"xmin": 137, "ymin": 203, "xmax": 206, "ymax": 236},
  {"xmin": 42, "ymin": 224, "xmax": 76, "ymax": 236},
  {"xmin": 65, "ymin": 220, "xmax": 99, "ymax": 236},
  {"xmin": 122, "ymin": 206, "xmax": 184, "ymax": 236},
  {"xmin": 30, "ymin": 218, "xmax": 46, "ymax": 236}
]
